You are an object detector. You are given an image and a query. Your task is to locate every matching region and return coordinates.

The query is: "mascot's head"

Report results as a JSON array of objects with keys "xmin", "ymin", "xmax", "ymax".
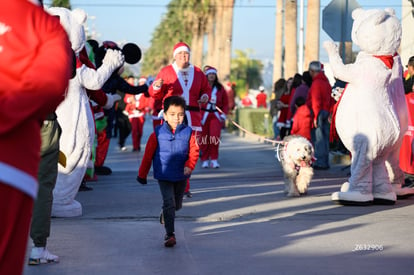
[
  {"xmin": 351, "ymin": 8, "xmax": 401, "ymax": 55},
  {"xmin": 47, "ymin": 7, "xmax": 87, "ymax": 54},
  {"xmin": 91, "ymin": 40, "xmax": 142, "ymax": 69}
]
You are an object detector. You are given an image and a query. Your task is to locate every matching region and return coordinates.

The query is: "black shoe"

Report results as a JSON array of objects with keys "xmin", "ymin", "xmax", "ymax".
[
  {"xmin": 79, "ymin": 181, "xmax": 93, "ymax": 191},
  {"xmin": 403, "ymin": 177, "xmax": 414, "ymax": 188},
  {"xmin": 164, "ymin": 234, "xmax": 176, "ymax": 247},
  {"xmin": 184, "ymin": 191, "xmax": 192, "ymax": 198},
  {"xmin": 95, "ymin": 166, "xmax": 112, "ymax": 175}
]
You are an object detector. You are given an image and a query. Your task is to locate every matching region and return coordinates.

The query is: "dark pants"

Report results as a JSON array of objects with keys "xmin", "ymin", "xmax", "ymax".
[
  {"xmin": 158, "ymin": 179, "xmax": 187, "ymax": 235},
  {"xmin": 30, "ymin": 119, "xmax": 61, "ymax": 247},
  {"xmin": 311, "ymin": 110, "xmax": 330, "ymax": 167},
  {"xmin": 117, "ymin": 112, "xmax": 131, "ymax": 148}
]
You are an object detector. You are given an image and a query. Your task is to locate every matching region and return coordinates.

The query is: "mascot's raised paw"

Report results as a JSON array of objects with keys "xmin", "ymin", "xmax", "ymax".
[
  {"xmin": 323, "ymin": 41, "xmax": 338, "ymax": 55},
  {"xmin": 102, "ymin": 48, "xmax": 125, "ymax": 71},
  {"xmin": 103, "ymin": 93, "xmax": 122, "ymax": 109}
]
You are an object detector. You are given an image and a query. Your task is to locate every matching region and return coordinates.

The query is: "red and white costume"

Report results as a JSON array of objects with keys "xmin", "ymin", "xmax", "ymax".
[
  {"xmin": 124, "ymin": 92, "xmax": 150, "ymax": 151},
  {"xmin": 149, "ymin": 65, "xmax": 210, "ymax": 131},
  {"xmin": 0, "ymin": 1, "xmax": 72, "ymax": 273},
  {"xmin": 200, "ymin": 67, "xmax": 229, "ymax": 164}
]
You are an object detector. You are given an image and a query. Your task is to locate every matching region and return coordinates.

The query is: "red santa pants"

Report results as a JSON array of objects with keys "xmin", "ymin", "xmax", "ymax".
[
  {"xmin": 130, "ymin": 116, "xmax": 145, "ymax": 151},
  {"xmin": 0, "ymin": 183, "xmax": 33, "ymax": 275},
  {"xmin": 200, "ymin": 115, "xmax": 222, "ymax": 161}
]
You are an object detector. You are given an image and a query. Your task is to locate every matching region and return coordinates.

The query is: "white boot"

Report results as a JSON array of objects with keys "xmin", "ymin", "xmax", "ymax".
[
  {"xmin": 202, "ymin": 160, "xmax": 209, "ymax": 168},
  {"xmin": 210, "ymin": 160, "xmax": 220, "ymax": 168},
  {"xmin": 331, "ymin": 182, "xmax": 373, "ymax": 205},
  {"xmin": 28, "ymin": 247, "xmax": 59, "ymax": 265}
]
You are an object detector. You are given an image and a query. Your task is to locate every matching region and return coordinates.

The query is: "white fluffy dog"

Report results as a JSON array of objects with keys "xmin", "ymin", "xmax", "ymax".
[{"xmin": 277, "ymin": 135, "xmax": 315, "ymax": 197}]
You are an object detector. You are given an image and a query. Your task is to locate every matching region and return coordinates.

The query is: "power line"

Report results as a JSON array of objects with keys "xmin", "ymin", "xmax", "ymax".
[{"xmin": 44, "ymin": 2, "xmax": 402, "ymax": 9}]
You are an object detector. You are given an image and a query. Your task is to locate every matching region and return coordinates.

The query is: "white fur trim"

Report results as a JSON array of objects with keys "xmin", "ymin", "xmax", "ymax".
[
  {"xmin": 173, "ymin": 46, "xmax": 190, "ymax": 57},
  {"xmin": 0, "ymin": 162, "xmax": 38, "ymax": 199},
  {"xmin": 205, "ymin": 68, "xmax": 217, "ymax": 75}
]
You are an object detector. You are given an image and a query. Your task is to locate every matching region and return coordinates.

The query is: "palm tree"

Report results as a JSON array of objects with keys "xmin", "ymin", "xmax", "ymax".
[
  {"xmin": 284, "ymin": 0, "xmax": 297, "ymax": 79},
  {"xmin": 205, "ymin": 1, "xmax": 217, "ymax": 67},
  {"xmin": 181, "ymin": 0, "xmax": 211, "ymax": 67},
  {"xmin": 220, "ymin": 0, "xmax": 235, "ymax": 81},
  {"xmin": 273, "ymin": 0, "xmax": 284, "ymax": 82},
  {"xmin": 304, "ymin": 0, "xmax": 320, "ymax": 69},
  {"xmin": 231, "ymin": 49, "xmax": 263, "ymax": 97},
  {"xmin": 212, "ymin": 0, "xmax": 225, "ymax": 74}
]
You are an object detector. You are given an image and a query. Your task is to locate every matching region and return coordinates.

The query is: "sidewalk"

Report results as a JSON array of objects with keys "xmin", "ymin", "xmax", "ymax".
[{"xmin": 24, "ymin": 118, "xmax": 414, "ymax": 275}]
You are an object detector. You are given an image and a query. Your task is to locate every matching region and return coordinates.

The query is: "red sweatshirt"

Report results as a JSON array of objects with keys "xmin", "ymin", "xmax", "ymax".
[
  {"xmin": 291, "ymin": 105, "xmax": 312, "ymax": 141},
  {"xmin": 0, "ymin": 0, "xmax": 72, "ymax": 198}
]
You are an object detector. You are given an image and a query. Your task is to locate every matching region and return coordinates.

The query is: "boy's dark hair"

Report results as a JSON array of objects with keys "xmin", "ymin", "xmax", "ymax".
[
  {"xmin": 295, "ymin": 96, "xmax": 306, "ymax": 107},
  {"xmin": 164, "ymin": 96, "xmax": 186, "ymax": 112}
]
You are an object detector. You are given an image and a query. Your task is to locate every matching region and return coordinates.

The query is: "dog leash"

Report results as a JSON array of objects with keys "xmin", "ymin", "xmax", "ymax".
[{"xmin": 215, "ymin": 106, "xmax": 285, "ymax": 146}]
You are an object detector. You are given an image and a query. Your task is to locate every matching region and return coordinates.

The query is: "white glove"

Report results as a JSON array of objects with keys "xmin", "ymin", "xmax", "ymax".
[
  {"xmin": 112, "ymin": 94, "xmax": 122, "ymax": 102},
  {"xmin": 103, "ymin": 93, "xmax": 122, "ymax": 109},
  {"xmin": 220, "ymin": 113, "xmax": 227, "ymax": 121},
  {"xmin": 331, "ymin": 87, "xmax": 343, "ymax": 102},
  {"xmin": 323, "ymin": 41, "xmax": 338, "ymax": 55},
  {"xmin": 102, "ymin": 49, "xmax": 125, "ymax": 71}
]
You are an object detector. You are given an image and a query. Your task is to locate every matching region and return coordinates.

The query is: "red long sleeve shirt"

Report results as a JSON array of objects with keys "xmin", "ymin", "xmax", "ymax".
[{"xmin": 138, "ymin": 130, "xmax": 199, "ymax": 179}]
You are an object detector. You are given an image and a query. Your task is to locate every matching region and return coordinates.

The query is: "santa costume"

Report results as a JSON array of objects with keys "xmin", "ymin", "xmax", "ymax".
[
  {"xmin": 0, "ymin": 0, "xmax": 72, "ymax": 273},
  {"xmin": 200, "ymin": 66, "xmax": 229, "ymax": 168}
]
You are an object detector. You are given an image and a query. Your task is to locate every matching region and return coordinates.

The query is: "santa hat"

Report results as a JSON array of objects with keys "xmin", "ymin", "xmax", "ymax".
[
  {"xmin": 204, "ymin": 65, "xmax": 217, "ymax": 75},
  {"xmin": 138, "ymin": 76, "xmax": 147, "ymax": 85},
  {"xmin": 173, "ymin": 42, "xmax": 191, "ymax": 58}
]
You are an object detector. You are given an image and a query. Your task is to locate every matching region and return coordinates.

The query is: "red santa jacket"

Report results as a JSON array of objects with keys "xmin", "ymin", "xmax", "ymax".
[
  {"xmin": 149, "ymin": 63, "xmax": 211, "ymax": 131},
  {"xmin": 306, "ymin": 72, "xmax": 333, "ymax": 124},
  {"xmin": 256, "ymin": 93, "xmax": 267, "ymax": 108},
  {"xmin": 124, "ymin": 93, "xmax": 150, "ymax": 119},
  {"xmin": 276, "ymin": 93, "xmax": 292, "ymax": 127},
  {"xmin": 200, "ymin": 84, "xmax": 229, "ymax": 124},
  {"xmin": 0, "ymin": 1, "xmax": 72, "ymax": 198},
  {"xmin": 291, "ymin": 105, "xmax": 312, "ymax": 141}
]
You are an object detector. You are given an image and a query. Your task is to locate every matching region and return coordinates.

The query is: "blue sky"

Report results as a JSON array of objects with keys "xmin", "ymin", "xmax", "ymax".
[{"xmin": 46, "ymin": 0, "xmax": 402, "ymax": 63}]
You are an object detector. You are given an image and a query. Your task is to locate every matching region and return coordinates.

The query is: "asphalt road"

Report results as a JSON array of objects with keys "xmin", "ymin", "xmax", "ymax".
[{"xmin": 24, "ymin": 118, "xmax": 414, "ymax": 275}]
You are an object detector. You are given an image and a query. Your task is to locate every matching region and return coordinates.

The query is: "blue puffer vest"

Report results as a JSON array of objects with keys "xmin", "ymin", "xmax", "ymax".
[{"xmin": 153, "ymin": 123, "xmax": 192, "ymax": 182}]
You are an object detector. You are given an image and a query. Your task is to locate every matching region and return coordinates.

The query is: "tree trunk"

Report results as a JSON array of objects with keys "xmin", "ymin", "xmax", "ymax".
[
  {"xmin": 220, "ymin": 0, "xmax": 234, "ymax": 82},
  {"xmin": 214, "ymin": 1, "xmax": 225, "ymax": 77},
  {"xmin": 304, "ymin": 0, "xmax": 320, "ymax": 69},
  {"xmin": 273, "ymin": 0, "xmax": 284, "ymax": 83},
  {"xmin": 206, "ymin": 2, "xmax": 216, "ymax": 67},
  {"xmin": 191, "ymin": 19, "xmax": 205, "ymax": 67},
  {"xmin": 285, "ymin": 0, "xmax": 297, "ymax": 78}
]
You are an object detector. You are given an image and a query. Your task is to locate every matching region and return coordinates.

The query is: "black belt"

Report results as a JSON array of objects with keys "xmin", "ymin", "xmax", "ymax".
[
  {"xmin": 201, "ymin": 108, "xmax": 217, "ymax": 113},
  {"xmin": 186, "ymin": 105, "xmax": 200, "ymax": 112}
]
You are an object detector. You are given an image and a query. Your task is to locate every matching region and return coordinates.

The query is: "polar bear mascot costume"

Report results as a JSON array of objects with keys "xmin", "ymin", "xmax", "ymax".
[
  {"xmin": 48, "ymin": 7, "xmax": 124, "ymax": 217},
  {"xmin": 324, "ymin": 8, "xmax": 413, "ymax": 206}
]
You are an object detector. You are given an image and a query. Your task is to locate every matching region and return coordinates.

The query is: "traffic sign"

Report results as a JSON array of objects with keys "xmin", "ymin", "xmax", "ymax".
[{"xmin": 322, "ymin": 0, "xmax": 360, "ymax": 41}]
